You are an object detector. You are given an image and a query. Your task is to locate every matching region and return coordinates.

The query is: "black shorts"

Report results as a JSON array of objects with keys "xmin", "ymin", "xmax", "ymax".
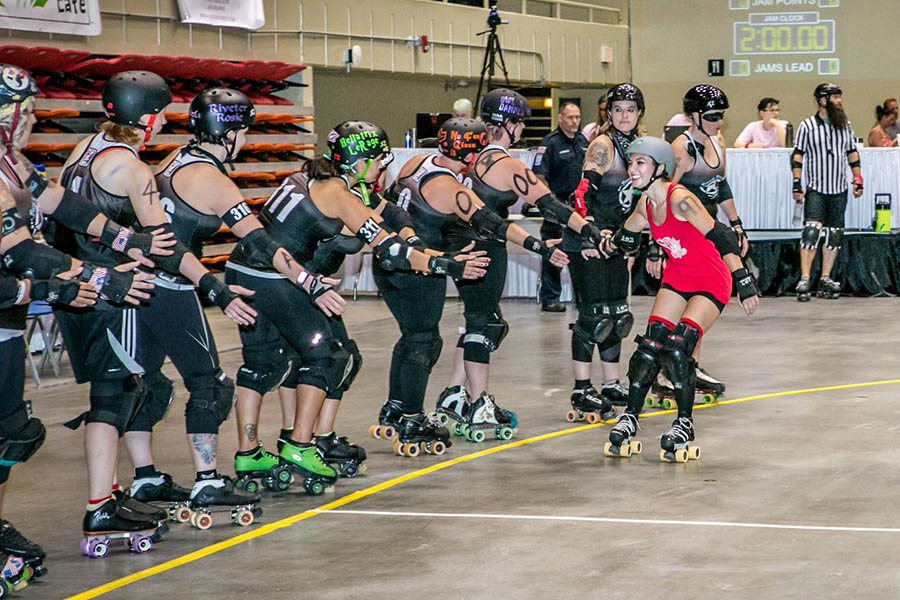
[
  {"xmin": 661, "ymin": 283, "xmax": 726, "ymax": 313},
  {"xmin": 55, "ymin": 306, "xmax": 142, "ymax": 383},
  {"xmin": 0, "ymin": 336, "xmax": 25, "ymax": 420},
  {"xmin": 804, "ymin": 188, "xmax": 848, "ymax": 228}
]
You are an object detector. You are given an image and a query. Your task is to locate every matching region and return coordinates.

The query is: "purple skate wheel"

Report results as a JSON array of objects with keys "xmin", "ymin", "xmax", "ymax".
[
  {"xmin": 80, "ymin": 538, "xmax": 91, "ymax": 556},
  {"xmin": 89, "ymin": 539, "xmax": 109, "ymax": 558},
  {"xmin": 131, "ymin": 535, "xmax": 153, "ymax": 554}
]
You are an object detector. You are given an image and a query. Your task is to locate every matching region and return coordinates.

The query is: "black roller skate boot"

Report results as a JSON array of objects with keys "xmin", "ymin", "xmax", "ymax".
[
  {"xmin": 393, "ymin": 413, "xmax": 452, "ymax": 457},
  {"xmin": 369, "ymin": 399, "xmax": 402, "ymax": 440},
  {"xmin": 432, "ymin": 385, "xmax": 469, "ymax": 433},
  {"xmin": 566, "ymin": 386, "xmax": 614, "ymax": 423},
  {"xmin": 600, "ymin": 381, "xmax": 629, "ymax": 407},
  {"xmin": 659, "ymin": 416, "xmax": 701, "ymax": 463},
  {"xmin": 314, "ymin": 432, "xmax": 367, "ymax": 477},
  {"xmin": 130, "ymin": 472, "xmax": 192, "ymax": 524},
  {"xmin": 81, "ymin": 498, "xmax": 161, "ymax": 559},
  {"xmin": 0, "ymin": 520, "xmax": 46, "ymax": 578},
  {"xmin": 112, "ymin": 489, "xmax": 169, "ymax": 533},
  {"xmin": 796, "ymin": 277, "xmax": 811, "ymax": 302},
  {"xmin": 817, "ymin": 276, "xmax": 841, "ymax": 299},
  {"xmin": 187, "ymin": 477, "xmax": 262, "ymax": 530},
  {"xmin": 603, "ymin": 412, "xmax": 642, "ymax": 458}
]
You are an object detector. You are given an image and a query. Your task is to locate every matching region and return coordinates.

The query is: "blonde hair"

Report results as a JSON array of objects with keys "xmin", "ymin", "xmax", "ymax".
[
  {"xmin": 100, "ymin": 120, "xmax": 141, "ymax": 146},
  {"xmin": 0, "ymin": 97, "xmax": 35, "ymax": 150}
]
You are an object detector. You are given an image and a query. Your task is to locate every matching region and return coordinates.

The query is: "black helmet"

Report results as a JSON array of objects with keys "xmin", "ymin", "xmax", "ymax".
[
  {"xmin": 102, "ymin": 70, "xmax": 171, "ymax": 127},
  {"xmin": 437, "ymin": 118, "xmax": 488, "ymax": 164},
  {"xmin": 0, "ymin": 64, "xmax": 38, "ymax": 107},
  {"xmin": 326, "ymin": 121, "xmax": 391, "ymax": 169},
  {"xmin": 683, "ymin": 84, "xmax": 729, "ymax": 114},
  {"xmin": 189, "ymin": 88, "xmax": 255, "ymax": 144},
  {"xmin": 814, "ymin": 82, "xmax": 842, "ymax": 100},
  {"xmin": 606, "ymin": 83, "xmax": 645, "ymax": 117},
  {"xmin": 480, "ymin": 88, "xmax": 531, "ymax": 125}
]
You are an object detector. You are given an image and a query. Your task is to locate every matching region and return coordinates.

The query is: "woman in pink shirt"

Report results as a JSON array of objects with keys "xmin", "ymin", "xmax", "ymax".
[
  {"xmin": 734, "ymin": 97, "xmax": 787, "ymax": 148},
  {"xmin": 866, "ymin": 103, "xmax": 899, "ymax": 147}
]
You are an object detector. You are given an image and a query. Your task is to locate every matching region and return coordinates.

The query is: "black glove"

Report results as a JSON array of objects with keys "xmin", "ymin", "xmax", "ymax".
[
  {"xmin": 730, "ymin": 218, "xmax": 747, "ymax": 250},
  {"xmin": 198, "ymin": 272, "xmax": 237, "ymax": 312},
  {"xmin": 80, "ymin": 264, "xmax": 135, "ymax": 304},
  {"xmin": 306, "ymin": 273, "xmax": 334, "ymax": 303},
  {"xmin": 732, "ymin": 267, "xmax": 757, "ymax": 302},
  {"xmin": 646, "ymin": 240, "xmax": 663, "ymax": 262},
  {"xmin": 29, "ymin": 277, "xmax": 81, "ymax": 305},
  {"xmin": 99, "ymin": 222, "xmax": 154, "ymax": 257},
  {"xmin": 427, "ymin": 255, "xmax": 465, "ymax": 279},
  {"xmin": 792, "ymin": 177, "xmax": 803, "ymax": 195}
]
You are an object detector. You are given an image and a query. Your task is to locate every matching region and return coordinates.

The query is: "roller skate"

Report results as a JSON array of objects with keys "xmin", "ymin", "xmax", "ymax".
[
  {"xmin": 601, "ymin": 380, "xmax": 629, "ymax": 407},
  {"xmin": 458, "ymin": 392, "xmax": 516, "ymax": 443},
  {"xmin": 432, "ymin": 386, "xmax": 469, "ymax": 434},
  {"xmin": 796, "ymin": 277, "xmax": 811, "ymax": 302},
  {"xmin": 603, "ymin": 413, "xmax": 642, "ymax": 458},
  {"xmin": 186, "ymin": 477, "xmax": 262, "ymax": 530},
  {"xmin": 315, "ymin": 432, "xmax": 367, "ymax": 477},
  {"xmin": 272, "ymin": 440, "xmax": 337, "ymax": 496},
  {"xmin": 369, "ymin": 399, "xmax": 402, "ymax": 441},
  {"xmin": 646, "ymin": 374, "xmax": 676, "ymax": 409},
  {"xmin": 566, "ymin": 386, "xmax": 614, "ymax": 424},
  {"xmin": 235, "ymin": 444, "xmax": 288, "ymax": 492},
  {"xmin": 80, "ymin": 498, "xmax": 162, "ymax": 559},
  {"xmin": 0, "ymin": 554, "xmax": 30, "ymax": 594},
  {"xmin": 112, "ymin": 488, "xmax": 171, "ymax": 532},
  {"xmin": 817, "ymin": 276, "xmax": 841, "ymax": 299},
  {"xmin": 0, "ymin": 521, "xmax": 46, "ymax": 579},
  {"xmin": 660, "ymin": 416, "xmax": 701, "ymax": 463},
  {"xmin": 392, "ymin": 413, "xmax": 452, "ymax": 457},
  {"xmin": 130, "ymin": 472, "xmax": 192, "ymax": 525},
  {"xmin": 695, "ymin": 366, "xmax": 724, "ymax": 404}
]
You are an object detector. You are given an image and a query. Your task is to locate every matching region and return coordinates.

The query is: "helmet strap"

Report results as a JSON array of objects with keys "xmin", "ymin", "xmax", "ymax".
[
  {"xmin": 502, "ymin": 121, "xmax": 518, "ymax": 145},
  {"xmin": 140, "ymin": 113, "xmax": 157, "ymax": 151},
  {"xmin": 635, "ymin": 161, "xmax": 665, "ymax": 193},
  {"xmin": 352, "ymin": 158, "xmax": 372, "ymax": 206}
]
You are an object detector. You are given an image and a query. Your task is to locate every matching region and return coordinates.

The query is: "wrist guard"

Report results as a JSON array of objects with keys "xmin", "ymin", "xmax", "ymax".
[
  {"xmin": 99, "ymin": 221, "xmax": 153, "ymax": 256},
  {"xmin": 80, "ymin": 264, "xmax": 133, "ymax": 304},
  {"xmin": 30, "ymin": 277, "xmax": 81, "ymax": 305},
  {"xmin": 198, "ymin": 272, "xmax": 236, "ymax": 312},
  {"xmin": 427, "ymin": 255, "xmax": 465, "ymax": 279},
  {"xmin": 24, "ymin": 170, "xmax": 48, "ymax": 198},
  {"xmin": 732, "ymin": 268, "xmax": 757, "ymax": 301},
  {"xmin": 522, "ymin": 235, "xmax": 555, "ymax": 260},
  {"xmin": 792, "ymin": 178, "xmax": 803, "ymax": 194}
]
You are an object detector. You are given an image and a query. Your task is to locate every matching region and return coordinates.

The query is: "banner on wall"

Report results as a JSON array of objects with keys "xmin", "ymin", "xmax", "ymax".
[
  {"xmin": 0, "ymin": 1, "xmax": 102, "ymax": 36},
  {"xmin": 177, "ymin": 0, "xmax": 265, "ymax": 30}
]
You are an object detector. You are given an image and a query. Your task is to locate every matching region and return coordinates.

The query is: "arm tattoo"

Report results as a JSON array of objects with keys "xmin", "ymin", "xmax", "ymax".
[
  {"xmin": 243, "ymin": 423, "xmax": 258, "ymax": 443},
  {"xmin": 455, "ymin": 190, "xmax": 473, "ymax": 215},
  {"xmin": 584, "ymin": 140, "xmax": 609, "ymax": 172},
  {"xmin": 190, "ymin": 433, "xmax": 217, "ymax": 466},
  {"xmin": 512, "ymin": 173, "xmax": 530, "ymax": 196},
  {"xmin": 142, "ymin": 179, "xmax": 159, "ymax": 205}
]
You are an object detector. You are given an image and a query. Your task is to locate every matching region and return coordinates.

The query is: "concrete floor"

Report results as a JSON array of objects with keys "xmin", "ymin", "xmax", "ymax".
[{"xmin": 10, "ymin": 294, "xmax": 900, "ymax": 599}]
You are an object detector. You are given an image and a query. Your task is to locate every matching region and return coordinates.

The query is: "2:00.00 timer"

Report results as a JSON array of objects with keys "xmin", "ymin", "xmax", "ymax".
[{"xmin": 733, "ymin": 22, "xmax": 835, "ymax": 54}]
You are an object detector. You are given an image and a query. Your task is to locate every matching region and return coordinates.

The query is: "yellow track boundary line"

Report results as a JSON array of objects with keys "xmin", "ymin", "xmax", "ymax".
[{"xmin": 64, "ymin": 378, "xmax": 900, "ymax": 600}]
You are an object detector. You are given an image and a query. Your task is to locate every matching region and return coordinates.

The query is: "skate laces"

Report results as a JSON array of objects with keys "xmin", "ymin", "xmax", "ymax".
[
  {"xmin": 617, "ymin": 413, "xmax": 639, "ymax": 434},
  {"xmin": 0, "ymin": 521, "xmax": 30, "ymax": 547}
]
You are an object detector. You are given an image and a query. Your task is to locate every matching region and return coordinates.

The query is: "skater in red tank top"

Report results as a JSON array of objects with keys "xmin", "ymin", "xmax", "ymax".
[{"xmin": 600, "ymin": 137, "xmax": 758, "ymax": 463}]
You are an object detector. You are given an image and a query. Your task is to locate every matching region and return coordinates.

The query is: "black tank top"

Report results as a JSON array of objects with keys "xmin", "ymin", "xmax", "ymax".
[
  {"xmin": 0, "ymin": 166, "xmax": 40, "ymax": 331},
  {"xmin": 230, "ymin": 170, "xmax": 344, "ymax": 269},
  {"xmin": 592, "ymin": 131, "xmax": 636, "ymax": 229},
  {"xmin": 678, "ymin": 131, "xmax": 725, "ymax": 215},
  {"xmin": 391, "ymin": 155, "xmax": 462, "ymax": 250},
  {"xmin": 58, "ymin": 134, "xmax": 138, "ymax": 268}
]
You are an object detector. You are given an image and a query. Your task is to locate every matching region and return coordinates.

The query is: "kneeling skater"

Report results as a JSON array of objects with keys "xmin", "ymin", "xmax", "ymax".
[{"xmin": 602, "ymin": 137, "xmax": 758, "ymax": 462}]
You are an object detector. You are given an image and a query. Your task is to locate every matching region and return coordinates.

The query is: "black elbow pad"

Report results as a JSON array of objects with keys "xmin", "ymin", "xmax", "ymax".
[
  {"xmin": 705, "ymin": 221, "xmax": 740, "ymax": 257},
  {"xmin": 49, "ymin": 188, "xmax": 103, "ymax": 234},
  {"xmin": 535, "ymin": 193, "xmax": 574, "ymax": 224},
  {"xmin": 240, "ymin": 228, "xmax": 282, "ymax": 268},
  {"xmin": 469, "ymin": 207, "xmax": 510, "ymax": 241},
  {"xmin": 612, "ymin": 228, "xmax": 641, "ymax": 254},
  {"xmin": 717, "ymin": 179, "xmax": 734, "ymax": 203},
  {"xmin": 2, "ymin": 239, "xmax": 72, "ymax": 279}
]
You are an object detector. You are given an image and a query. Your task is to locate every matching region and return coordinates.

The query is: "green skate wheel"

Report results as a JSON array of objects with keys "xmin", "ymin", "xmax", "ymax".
[
  {"xmin": 661, "ymin": 398, "xmax": 673, "ymax": 410},
  {"xmin": 645, "ymin": 396, "xmax": 656, "ymax": 408},
  {"xmin": 245, "ymin": 480, "xmax": 259, "ymax": 494},
  {"xmin": 702, "ymin": 394, "xmax": 716, "ymax": 404},
  {"xmin": 276, "ymin": 479, "xmax": 291, "ymax": 491},
  {"xmin": 470, "ymin": 429, "xmax": 486, "ymax": 443},
  {"xmin": 497, "ymin": 427, "xmax": 513, "ymax": 441},
  {"xmin": 276, "ymin": 467, "xmax": 291, "ymax": 484},
  {"xmin": 454, "ymin": 423, "xmax": 466, "ymax": 436},
  {"xmin": 307, "ymin": 480, "xmax": 326, "ymax": 496}
]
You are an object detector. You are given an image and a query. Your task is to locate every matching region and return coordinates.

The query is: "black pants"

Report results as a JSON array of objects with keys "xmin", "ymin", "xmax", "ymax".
[
  {"xmin": 454, "ymin": 240, "xmax": 508, "ymax": 364},
  {"xmin": 0, "ymin": 335, "xmax": 26, "ymax": 485},
  {"xmin": 374, "ymin": 266, "xmax": 446, "ymax": 414},
  {"xmin": 283, "ymin": 316, "xmax": 353, "ymax": 401},
  {"xmin": 540, "ymin": 220, "xmax": 563, "ymax": 304},
  {"xmin": 568, "ymin": 251, "xmax": 629, "ymax": 364}
]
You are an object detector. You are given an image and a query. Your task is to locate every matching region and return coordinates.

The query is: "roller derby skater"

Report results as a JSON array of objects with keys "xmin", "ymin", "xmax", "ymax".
[
  {"xmin": 792, "ymin": 83, "xmax": 861, "ymax": 302},
  {"xmin": 601, "ymin": 136, "xmax": 758, "ymax": 461},
  {"xmin": 567, "ymin": 84, "xmax": 647, "ymax": 422}
]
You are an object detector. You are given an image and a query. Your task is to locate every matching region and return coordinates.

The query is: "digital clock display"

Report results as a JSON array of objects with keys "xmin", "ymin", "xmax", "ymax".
[{"xmin": 733, "ymin": 19, "xmax": 835, "ymax": 55}]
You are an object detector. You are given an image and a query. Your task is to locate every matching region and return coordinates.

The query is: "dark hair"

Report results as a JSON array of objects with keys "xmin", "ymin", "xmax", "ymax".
[
  {"xmin": 302, "ymin": 156, "xmax": 340, "ymax": 180},
  {"xmin": 757, "ymin": 97, "xmax": 779, "ymax": 112}
]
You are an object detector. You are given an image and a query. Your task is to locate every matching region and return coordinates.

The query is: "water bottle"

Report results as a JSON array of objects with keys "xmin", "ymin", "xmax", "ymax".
[
  {"xmin": 404, "ymin": 130, "xmax": 412, "ymax": 149},
  {"xmin": 792, "ymin": 199, "xmax": 803, "ymax": 227},
  {"xmin": 784, "ymin": 122, "xmax": 793, "ymax": 147},
  {"xmin": 875, "ymin": 193, "xmax": 891, "ymax": 232}
]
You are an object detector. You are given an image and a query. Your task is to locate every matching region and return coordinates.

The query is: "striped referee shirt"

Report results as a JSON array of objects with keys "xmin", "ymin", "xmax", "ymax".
[{"xmin": 793, "ymin": 114, "xmax": 857, "ymax": 194}]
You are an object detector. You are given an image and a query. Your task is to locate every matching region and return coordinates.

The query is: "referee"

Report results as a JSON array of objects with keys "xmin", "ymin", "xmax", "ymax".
[{"xmin": 791, "ymin": 82, "xmax": 863, "ymax": 301}]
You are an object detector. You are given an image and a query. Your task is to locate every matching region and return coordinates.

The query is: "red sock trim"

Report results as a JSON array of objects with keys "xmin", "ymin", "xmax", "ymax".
[
  {"xmin": 649, "ymin": 315, "xmax": 675, "ymax": 330},
  {"xmin": 679, "ymin": 318, "xmax": 704, "ymax": 338},
  {"xmin": 89, "ymin": 495, "xmax": 112, "ymax": 505},
  {"xmin": 111, "ymin": 483, "xmax": 120, "ymax": 493}
]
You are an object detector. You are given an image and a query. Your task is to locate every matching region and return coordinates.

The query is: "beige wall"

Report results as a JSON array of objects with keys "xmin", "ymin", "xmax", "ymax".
[
  {"xmin": 631, "ymin": 0, "xmax": 895, "ymax": 144},
  {"xmin": 2, "ymin": 0, "xmax": 629, "ymax": 87}
]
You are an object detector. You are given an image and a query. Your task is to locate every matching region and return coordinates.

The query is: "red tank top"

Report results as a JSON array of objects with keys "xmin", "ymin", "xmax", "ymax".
[{"xmin": 647, "ymin": 183, "xmax": 732, "ymax": 304}]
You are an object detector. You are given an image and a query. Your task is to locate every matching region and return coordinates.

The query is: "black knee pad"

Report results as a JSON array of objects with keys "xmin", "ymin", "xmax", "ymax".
[
  {"xmin": 824, "ymin": 227, "xmax": 843, "ymax": 250},
  {"xmin": 334, "ymin": 338, "xmax": 362, "ymax": 394},
  {"xmin": 0, "ymin": 406, "xmax": 46, "ymax": 467},
  {"xmin": 299, "ymin": 338, "xmax": 352, "ymax": 394},
  {"xmin": 800, "ymin": 222, "xmax": 822, "ymax": 250},
  {"xmin": 403, "ymin": 330, "xmax": 443, "ymax": 371},
  {"xmin": 570, "ymin": 323, "xmax": 595, "ymax": 363},
  {"xmin": 608, "ymin": 299, "xmax": 634, "ymax": 340},
  {"xmin": 65, "ymin": 376, "xmax": 147, "ymax": 435},
  {"xmin": 236, "ymin": 343, "xmax": 292, "ymax": 395},
  {"xmin": 184, "ymin": 369, "xmax": 235, "ymax": 434},
  {"xmin": 599, "ymin": 341, "xmax": 621, "ymax": 363},
  {"xmin": 626, "ymin": 321, "xmax": 671, "ymax": 388},
  {"xmin": 462, "ymin": 308, "xmax": 506, "ymax": 363},
  {"xmin": 660, "ymin": 321, "xmax": 701, "ymax": 391},
  {"xmin": 573, "ymin": 302, "xmax": 614, "ymax": 345},
  {"xmin": 128, "ymin": 370, "xmax": 174, "ymax": 432}
]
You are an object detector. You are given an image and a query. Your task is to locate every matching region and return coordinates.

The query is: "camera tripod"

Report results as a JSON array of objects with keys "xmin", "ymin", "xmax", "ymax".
[{"xmin": 474, "ymin": 5, "xmax": 510, "ymax": 113}]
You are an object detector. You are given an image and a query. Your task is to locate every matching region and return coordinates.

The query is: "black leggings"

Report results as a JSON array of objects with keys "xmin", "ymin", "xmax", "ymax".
[
  {"xmin": 0, "ymin": 336, "xmax": 26, "ymax": 485},
  {"xmin": 454, "ymin": 240, "xmax": 508, "ymax": 364},
  {"xmin": 374, "ymin": 266, "xmax": 446, "ymax": 414},
  {"xmin": 568, "ymin": 251, "xmax": 630, "ymax": 364}
]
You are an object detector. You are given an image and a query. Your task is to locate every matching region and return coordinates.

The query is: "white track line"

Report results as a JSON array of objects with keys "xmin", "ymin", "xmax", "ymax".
[{"xmin": 314, "ymin": 509, "xmax": 900, "ymax": 534}]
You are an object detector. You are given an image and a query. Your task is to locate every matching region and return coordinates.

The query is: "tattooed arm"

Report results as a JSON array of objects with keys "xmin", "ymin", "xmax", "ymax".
[
  {"xmin": 670, "ymin": 136, "xmax": 694, "ymax": 184},
  {"xmin": 582, "ymin": 135, "xmax": 614, "ymax": 175}
]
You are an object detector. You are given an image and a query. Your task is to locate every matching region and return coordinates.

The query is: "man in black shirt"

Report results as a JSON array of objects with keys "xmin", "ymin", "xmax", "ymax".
[{"xmin": 533, "ymin": 101, "xmax": 588, "ymax": 312}]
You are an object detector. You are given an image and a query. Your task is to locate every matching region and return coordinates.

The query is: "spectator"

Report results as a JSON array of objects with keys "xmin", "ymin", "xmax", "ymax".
[
  {"xmin": 581, "ymin": 96, "xmax": 607, "ymax": 141},
  {"xmin": 883, "ymin": 98, "xmax": 900, "ymax": 139},
  {"xmin": 734, "ymin": 97, "xmax": 788, "ymax": 148},
  {"xmin": 868, "ymin": 101, "xmax": 899, "ymax": 147},
  {"xmin": 452, "ymin": 97, "xmax": 473, "ymax": 118},
  {"xmin": 533, "ymin": 101, "xmax": 587, "ymax": 312}
]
